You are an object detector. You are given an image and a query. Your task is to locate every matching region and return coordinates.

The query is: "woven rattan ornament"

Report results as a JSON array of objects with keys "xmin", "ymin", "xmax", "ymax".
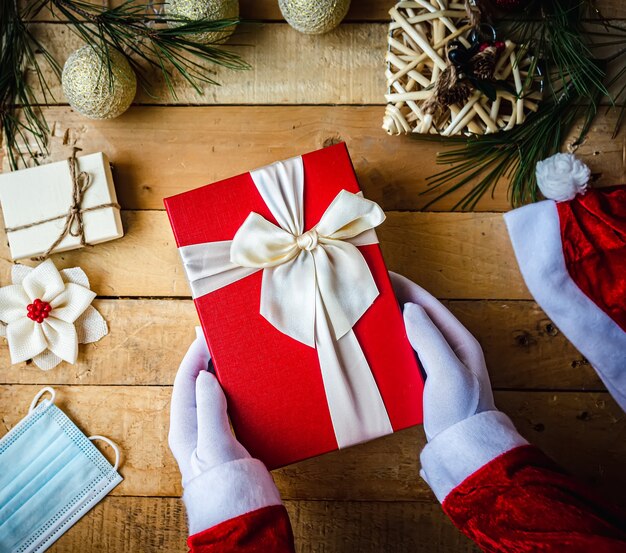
[{"xmin": 383, "ymin": 1, "xmax": 542, "ymax": 136}]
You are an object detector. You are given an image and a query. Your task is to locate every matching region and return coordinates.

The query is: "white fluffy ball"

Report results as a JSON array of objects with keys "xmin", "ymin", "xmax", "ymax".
[{"xmin": 536, "ymin": 153, "xmax": 590, "ymax": 201}]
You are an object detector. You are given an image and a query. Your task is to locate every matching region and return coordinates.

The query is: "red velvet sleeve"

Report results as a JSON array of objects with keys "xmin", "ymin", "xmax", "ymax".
[
  {"xmin": 442, "ymin": 445, "xmax": 626, "ymax": 552},
  {"xmin": 187, "ymin": 505, "xmax": 295, "ymax": 553}
]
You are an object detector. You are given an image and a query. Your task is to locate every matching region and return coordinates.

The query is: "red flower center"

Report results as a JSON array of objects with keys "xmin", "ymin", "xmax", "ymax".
[{"xmin": 27, "ymin": 299, "xmax": 52, "ymax": 324}]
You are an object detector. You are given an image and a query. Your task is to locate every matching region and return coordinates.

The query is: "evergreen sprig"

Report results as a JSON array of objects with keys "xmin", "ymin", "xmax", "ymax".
[
  {"xmin": 419, "ymin": 92, "xmax": 598, "ymax": 209},
  {"xmin": 1, "ymin": 0, "xmax": 249, "ymax": 169},
  {"xmin": 1, "ymin": 0, "xmax": 59, "ymax": 168},
  {"xmin": 411, "ymin": 0, "xmax": 623, "ymax": 209},
  {"xmin": 584, "ymin": 19, "xmax": 626, "ymax": 137}
]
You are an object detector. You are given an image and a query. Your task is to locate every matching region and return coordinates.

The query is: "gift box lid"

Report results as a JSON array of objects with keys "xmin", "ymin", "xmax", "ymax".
[{"xmin": 165, "ymin": 143, "xmax": 423, "ymax": 469}]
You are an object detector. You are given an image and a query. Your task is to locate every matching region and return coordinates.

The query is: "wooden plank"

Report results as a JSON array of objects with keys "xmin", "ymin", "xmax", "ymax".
[
  {"xmin": 598, "ymin": 0, "xmax": 626, "ymax": 17},
  {"xmin": 0, "ymin": 210, "xmax": 529, "ymax": 299},
  {"xmin": 26, "ymin": 0, "xmax": 626, "ymax": 23},
  {"xmin": 5, "ymin": 107, "xmax": 622, "ymax": 212},
  {"xmin": 249, "ymin": 0, "xmax": 396, "ymax": 21},
  {"xmin": 0, "ymin": 300, "xmax": 198, "ymax": 386},
  {"xmin": 451, "ymin": 300, "xmax": 602, "ymax": 390},
  {"xmin": 29, "ymin": 0, "xmax": 398, "ymax": 23},
  {"xmin": 0, "ymin": 300, "xmax": 602, "ymax": 390},
  {"xmin": 29, "ymin": 23, "xmax": 387, "ymax": 106},
  {"xmin": 1, "ymin": 386, "xmax": 625, "ymax": 502},
  {"xmin": 381, "ymin": 211, "xmax": 525, "ymax": 299},
  {"xmin": 50, "ymin": 497, "xmax": 478, "ymax": 553},
  {"xmin": 24, "ymin": 23, "xmax": 626, "ymax": 119},
  {"xmin": 25, "ymin": 22, "xmax": 626, "ymax": 108},
  {"xmin": 285, "ymin": 500, "xmax": 478, "ymax": 553}
]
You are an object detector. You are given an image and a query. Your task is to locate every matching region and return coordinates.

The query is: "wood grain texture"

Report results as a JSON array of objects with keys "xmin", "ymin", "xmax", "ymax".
[
  {"xmin": 48, "ymin": 497, "xmax": 479, "ymax": 553},
  {"xmin": 2, "ymin": 386, "xmax": 625, "ymax": 502},
  {"xmin": 2, "ymin": 3, "xmax": 625, "ymax": 551},
  {"xmin": 0, "ymin": 210, "xmax": 527, "ymax": 299},
  {"xmin": 26, "ymin": 0, "xmax": 626, "ymax": 22},
  {"xmin": 450, "ymin": 300, "xmax": 602, "ymax": 391},
  {"xmin": 25, "ymin": 20, "xmax": 626, "ymax": 109},
  {"xmin": 29, "ymin": 0, "xmax": 398, "ymax": 22},
  {"xmin": 0, "ymin": 300, "xmax": 602, "ymax": 390},
  {"xmin": 29, "ymin": 23, "xmax": 387, "ymax": 106},
  {"xmin": 6, "ymin": 106, "xmax": 623, "ymax": 212},
  {"xmin": 0, "ymin": 300, "xmax": 196, "ymax": 386}
]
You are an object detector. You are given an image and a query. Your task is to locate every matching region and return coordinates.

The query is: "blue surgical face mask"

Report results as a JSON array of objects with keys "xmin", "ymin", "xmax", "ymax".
[{"xmin": 0, "ymin": 387, "xmax": 122, "ymax": 553}]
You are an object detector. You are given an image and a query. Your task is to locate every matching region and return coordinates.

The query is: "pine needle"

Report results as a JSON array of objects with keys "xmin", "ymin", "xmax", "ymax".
[
  {"xmin": 1, "ymin": 0, "xmax": 250, "ymax": 169},
  {"xmin": 411, "ymin": 0, "xmax": 621, "ymax": 209}
]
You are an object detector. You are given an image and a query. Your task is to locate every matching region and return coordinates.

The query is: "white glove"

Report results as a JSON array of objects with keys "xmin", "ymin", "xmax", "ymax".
[
  {"xmin": 390, "ymin": 272, "xmax": 528, "ymax": 502},
  {"xmin": 389, "ymin": 272, "xmax": 495, "ymax": 440},
  {"xmin": 169, "ymin": 328, "xmax": 282, "ymax": 535}
]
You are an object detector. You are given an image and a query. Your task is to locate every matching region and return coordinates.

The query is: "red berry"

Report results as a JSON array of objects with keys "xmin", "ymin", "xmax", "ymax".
[{"xmin": 26, "ymin": 299, "xmax": 51, "ymax": 323}]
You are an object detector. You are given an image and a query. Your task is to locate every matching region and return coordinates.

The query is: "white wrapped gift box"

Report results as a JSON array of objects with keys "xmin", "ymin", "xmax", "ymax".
[{"xmin": 0, "ymin": 152, "xmax": 123, "ymax": 260}]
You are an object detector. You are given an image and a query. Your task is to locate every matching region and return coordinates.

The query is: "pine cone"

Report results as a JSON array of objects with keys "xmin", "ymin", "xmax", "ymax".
[
  {"xmin": 437, "ymin": 82, "xmax": 472, "ymax": 108},
  {"xmin": 471, "ymin": 46, "xmax": 497, "ymax": 80}
]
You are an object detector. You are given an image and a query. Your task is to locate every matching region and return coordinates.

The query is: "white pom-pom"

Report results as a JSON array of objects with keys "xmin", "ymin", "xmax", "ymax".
[{"xmin": 536, "ymin": 153, "xmax": 590, "ymax": 201}]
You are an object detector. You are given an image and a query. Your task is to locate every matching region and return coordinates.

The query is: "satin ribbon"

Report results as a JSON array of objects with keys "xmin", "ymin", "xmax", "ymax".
[{"xmin": 179, "ymin": 155, "xmax": 394, "ymax": 448}]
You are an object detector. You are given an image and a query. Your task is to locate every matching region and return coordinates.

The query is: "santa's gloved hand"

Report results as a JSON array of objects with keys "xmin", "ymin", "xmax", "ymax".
[
  {"xmin": 390, "ymin": 272, "xmax": 496, "ymax": 440},
  {"xmin": 169, "ymin": 328, "xmax": 282, "ymax": 535},
  {"xmin": 390, "ymin": 272, "xmax": 528, "ymax": 502}
]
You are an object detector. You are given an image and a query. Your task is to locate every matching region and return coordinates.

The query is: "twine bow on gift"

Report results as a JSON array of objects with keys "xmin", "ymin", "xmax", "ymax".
[
  {"xmin": 178, "ymin": 155, "xmax": 395, "ymax": 448},
  {"xmin": 4, "ymin": 148, "xmax": 120, "ymax": 260}
]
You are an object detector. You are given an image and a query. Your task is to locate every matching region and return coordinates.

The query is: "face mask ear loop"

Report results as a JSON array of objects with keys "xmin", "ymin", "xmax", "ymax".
[
  {"xmin": 88, "ymin": 435, "xmax": 121, "ymax": 471},
  {"xmin": 28, "ymin": 387, "xmax": 56, "ymax": 414}
]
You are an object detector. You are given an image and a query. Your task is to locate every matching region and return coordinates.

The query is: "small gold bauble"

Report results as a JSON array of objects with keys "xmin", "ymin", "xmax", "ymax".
[
  {"xmin": 165, "ymin": 0, "xmax": 239, "ymax": 44},
  {"xmin": 62, "ymin": 46, "xmax": 136, "ymax": 120},
  {"xmin": 278, "ymin": 0, "xmax": 350, "ymax": 34}
]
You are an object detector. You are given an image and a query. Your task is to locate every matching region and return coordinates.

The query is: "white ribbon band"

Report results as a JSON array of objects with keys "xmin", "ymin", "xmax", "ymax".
[{"xmin": 179, "ymin": 155, "xmax": 393, "ymax": 448}]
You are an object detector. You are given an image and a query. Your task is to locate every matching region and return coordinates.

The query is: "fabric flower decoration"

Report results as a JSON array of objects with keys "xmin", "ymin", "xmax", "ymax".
[{"xmin": 0, "ymin": 259, "xmax": 108, "ymax": 370}]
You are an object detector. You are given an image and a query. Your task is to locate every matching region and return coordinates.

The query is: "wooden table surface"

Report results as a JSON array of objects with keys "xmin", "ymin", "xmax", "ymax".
[{"xmin": 2, "ymin": 1, "xmax": 626, "ymax": 551}]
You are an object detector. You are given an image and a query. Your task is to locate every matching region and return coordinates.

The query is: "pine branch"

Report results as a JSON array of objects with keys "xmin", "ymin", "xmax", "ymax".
[
  {"xmin": 1, "ymin": 0, "xmax": 58, "ymax": 169},
  {"xmin": 584, "ymin": 19, "xmax": 626, "ymax": 137},
  {"xmin": 45, "ymin": 0, "xmax": 249, "ymax": 97},
  {"xmin": 410, "ymin": 0, "xmax": 619, "ymax": 210},
  {"xmin": 1, "ymin": 0, "xmax": 250, "ymax": 169}
]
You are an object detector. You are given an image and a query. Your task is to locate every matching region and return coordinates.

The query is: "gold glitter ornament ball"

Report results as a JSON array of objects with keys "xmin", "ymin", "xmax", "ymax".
[
  {"xmin": 278, "ymin": 0, "xmax": 350, "ymax": 34},
  {"xmin": 62, "ymin": 46, "xmax": 136, "ymax": 120},
  {"xmin": 165, "ymin": 0, "xmax": 239, "ymax": 44}
]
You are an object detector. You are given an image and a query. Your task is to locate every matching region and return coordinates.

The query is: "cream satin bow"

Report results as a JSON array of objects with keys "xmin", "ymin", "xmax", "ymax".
[{"xmin": 230, "ymin": 190, "xmax": 386, "ymax": 347}]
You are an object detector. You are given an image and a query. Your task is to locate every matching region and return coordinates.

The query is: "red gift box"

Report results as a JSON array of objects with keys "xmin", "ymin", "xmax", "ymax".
[{"xmin": 164, "ymin": 143, "xmax": 423, "ymax": 469}]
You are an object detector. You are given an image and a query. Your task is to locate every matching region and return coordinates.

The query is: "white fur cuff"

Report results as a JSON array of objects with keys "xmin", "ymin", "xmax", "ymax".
[
  {"xmin": 420, "ymin": 410, "xmax": 528, "ymax": 503},
  {"xmin": 183, "ymin": 458, "xmax": 282, "ymax": 535},
  {"xmin": 504, "ymin": 202, "xmax": 626, "ymax": 412}
]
